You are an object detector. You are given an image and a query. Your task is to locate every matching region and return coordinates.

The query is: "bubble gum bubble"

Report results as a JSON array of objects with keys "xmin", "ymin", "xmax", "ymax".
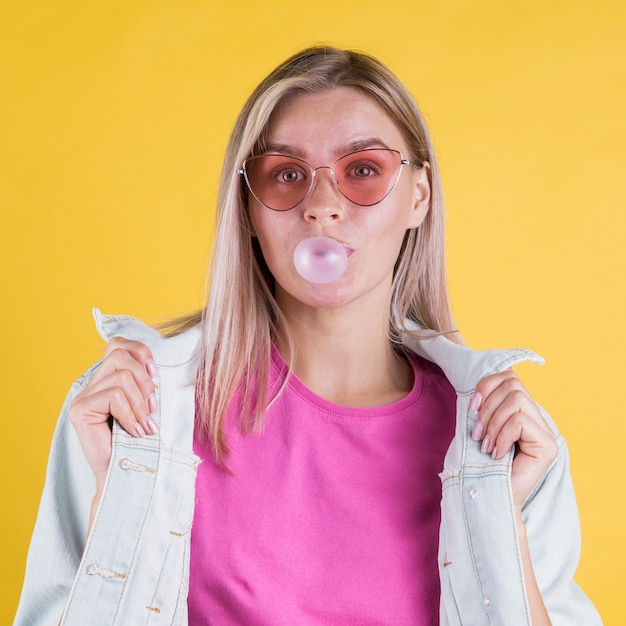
[{"xmin": 293, "ymin": 236, "xmax": 349, "ymax": 284}]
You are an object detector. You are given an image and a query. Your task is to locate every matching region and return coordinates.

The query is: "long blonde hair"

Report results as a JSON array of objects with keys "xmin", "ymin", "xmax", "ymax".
[{"xmin": 180, "ymin": 47, "xmax": 460, "ymax": 461}]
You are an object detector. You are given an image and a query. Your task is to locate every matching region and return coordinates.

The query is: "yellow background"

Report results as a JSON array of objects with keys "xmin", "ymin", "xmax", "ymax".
[{"xmin": 1, "ymin": 1, "xmax": 624, "ymax": 622}]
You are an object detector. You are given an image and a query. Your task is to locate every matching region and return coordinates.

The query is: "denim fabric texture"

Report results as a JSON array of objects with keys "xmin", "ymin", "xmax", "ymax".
[{"xmin": 15, "ymin": 310, "xmax": 602, "ymax": 625}]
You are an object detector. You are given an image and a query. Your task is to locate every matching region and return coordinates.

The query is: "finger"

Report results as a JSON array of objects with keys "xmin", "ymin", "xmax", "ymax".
[
  {"xmin": 483, "ymin": 383, "xmax": 552, "ymax": 437},
  {"xmin": 70, "ymin": 385, "xmax": 144, "ymax": 482},
  {"xmin": 481, "ymin": 391, "xmax": 553, "ymax": 458},
  {"xmin": 491, "ymin": 412, "xmax": 557, "ymax": 462},
  {"xmin": 70, "ymin": 382, "xmax": 146, "ymax": 437},
  {"xmin": 509, "ymin": 421, "xmax": 558, "ymax": 511},
  {"xmin": 471, "ymin": 368, "xmax": 520, "ymax": 412},
  {"xmin": 477, "ymin": 389, "xmax": 549, "ymax": 456},
  {"xmin": 470, "ymin": 374, "xmax": 550, "ymax": 443},
  {"xmin": 69, "ymin": 409, "xmax": 114, "ymax": 483},
  {"xmin": 87, "ymin": 348, "xmax": 158, "ymax": 427},
  {"xmin": 82, "ymin": 368, "xmax": 157, "ymax": 435},
  {"xmin": 104, "ymin": 337, "xmax": 158, "ymax": 379},
  {"xmin": 470, "ymin": 371, "xmax": 523, "ymax": 443}
]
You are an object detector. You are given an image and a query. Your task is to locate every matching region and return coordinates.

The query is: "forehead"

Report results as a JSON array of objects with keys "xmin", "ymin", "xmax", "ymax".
[{"xmin": 264, "ymin": 86, "xmax": 408, "ymax": 157}]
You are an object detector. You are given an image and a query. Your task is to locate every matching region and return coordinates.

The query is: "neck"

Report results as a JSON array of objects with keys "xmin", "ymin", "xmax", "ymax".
[{"xmin": 275, "ymin": 289, "xmax": 413, "ymax": 407}]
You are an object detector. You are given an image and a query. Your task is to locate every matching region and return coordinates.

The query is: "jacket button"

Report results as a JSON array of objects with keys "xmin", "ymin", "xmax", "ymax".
[
  {"xmin": 469, "ymin": 489, "xmax": 478, "ymax": 500},
  {"xmin": 483, "ymin": 595, "xmax": 491, "ymax": 608}
]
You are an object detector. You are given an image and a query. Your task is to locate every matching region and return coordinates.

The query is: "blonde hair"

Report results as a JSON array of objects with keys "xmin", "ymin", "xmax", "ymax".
[{"xmin": 180, "ymin": 47, "xmax": 460, "ymax": 461}]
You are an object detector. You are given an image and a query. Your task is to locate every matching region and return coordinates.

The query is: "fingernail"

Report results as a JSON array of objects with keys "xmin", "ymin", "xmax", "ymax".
[
  {"xmin": 471, "ymin": 421, "xmax": 484, "ymax": 441},
  {"xmin": 146, "ymin": 358, "xmax": 158, "ymax": 379},
  {"xmin": 135, "ymin": 422, "xmax": 147, "ymax": 438},
  {"xmin": 148, "ymin": 393, "xmax": 159, "ymax": 413},
  {"xmin": 481, "ymin": 434, "xmax": 491, "ymax": 454},
  {"xmin": 491, "ymin": 446, "xmax": 499, "ymax": 460},
  {"xmin": 147, "ymin": 416, "xmax": 159, "ymax": 434},
  {"xmin": 470, "ymin": 391, "xmax": 482, "ymax": 412}
]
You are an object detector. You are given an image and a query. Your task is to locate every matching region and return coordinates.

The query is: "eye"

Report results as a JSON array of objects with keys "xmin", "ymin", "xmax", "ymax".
[
  {"xmin": 281, "ymin": 169, "xmax": 300, "ymax": 183},
  {"xmin": 344, "ymin": 160, "xmax": 382, "ymax": 179},
  {"xmin": 353, "ymin": 165, "xmax": 373, "ymax": 177},
  {"xmin": 268, "ymin": 161, "xmax": 309, "ymax": 185}
]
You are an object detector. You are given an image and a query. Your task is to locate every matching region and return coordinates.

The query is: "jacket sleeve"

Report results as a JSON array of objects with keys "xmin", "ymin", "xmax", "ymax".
[
  {"xmin": 523, "ymin": 408, "xmax": 603, "ymax": 625},
  {"xmin": 14, "ymin": 363, "xmax": 101, "ymax": 626}
]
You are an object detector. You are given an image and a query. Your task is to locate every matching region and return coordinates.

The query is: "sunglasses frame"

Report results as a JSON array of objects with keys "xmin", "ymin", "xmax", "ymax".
[{"xmin": 238, "ymin": 148, "xmax": 419, "ymax": 212}]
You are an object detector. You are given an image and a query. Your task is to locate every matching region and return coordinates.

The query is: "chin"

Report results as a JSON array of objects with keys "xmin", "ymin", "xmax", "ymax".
[{"xmin": 278, "ymin": 279, "xmax": 358, "ymax": 311}]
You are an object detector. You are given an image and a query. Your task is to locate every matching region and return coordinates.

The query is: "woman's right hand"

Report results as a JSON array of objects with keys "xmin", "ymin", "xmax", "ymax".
[{"xmin": 68, "ymin": 337, "xmax": 158, "ymax": 492}]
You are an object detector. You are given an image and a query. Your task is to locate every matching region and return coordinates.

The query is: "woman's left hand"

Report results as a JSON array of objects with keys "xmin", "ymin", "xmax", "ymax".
[{"xmin": 470, "ymin": 369, "xmax": 558, "ymax": 514}]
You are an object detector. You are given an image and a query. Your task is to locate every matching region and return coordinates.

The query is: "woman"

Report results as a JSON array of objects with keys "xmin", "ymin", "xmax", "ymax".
[{"xmin": 16, "ymin": 47, "xmax": 601, "ymax": 625}]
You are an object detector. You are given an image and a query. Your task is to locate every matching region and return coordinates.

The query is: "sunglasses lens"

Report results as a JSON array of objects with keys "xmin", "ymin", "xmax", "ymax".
[
  {"xmin": 334, "ymin": 150, "xmax": 401, "ymax": 206},
  {"xmin": 244, "ymin": 155, "xmax": 312, "ymax": 211},
  {"xmin": 243, "ymin": 149, "xmax": 402, "ymax": 211}
]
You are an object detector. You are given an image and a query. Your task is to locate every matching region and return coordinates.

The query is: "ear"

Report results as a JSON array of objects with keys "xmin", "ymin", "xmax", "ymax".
[{"xmin": 407, "ymin": 161, "xmax": 431, "ymax": 229}]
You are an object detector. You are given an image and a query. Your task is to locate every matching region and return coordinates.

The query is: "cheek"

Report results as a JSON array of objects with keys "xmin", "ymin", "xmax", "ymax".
[
  {"xmin": 362, "ymin": 210, "xmax": 415, "ymax": 269},
  {"xmin": 363, "ymin": 200, "xmax": 414, "ymax": 243}
]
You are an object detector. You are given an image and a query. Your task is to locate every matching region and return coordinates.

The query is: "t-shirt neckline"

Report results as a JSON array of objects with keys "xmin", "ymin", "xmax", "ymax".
[{"xmin": 269, "ymin": 343, "xmax": 426, "ymax": 419}]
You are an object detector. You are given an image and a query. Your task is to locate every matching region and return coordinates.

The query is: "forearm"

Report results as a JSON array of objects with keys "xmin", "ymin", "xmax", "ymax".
[{"xmin": 517, "ymin": 513, "xmax": 551, "ymax": 625}]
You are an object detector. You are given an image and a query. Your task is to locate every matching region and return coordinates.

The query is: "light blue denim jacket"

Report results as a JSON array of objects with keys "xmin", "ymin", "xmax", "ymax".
[{"xmin": 15, "ymin": 310, "xmax": 602, "ymax": 625}]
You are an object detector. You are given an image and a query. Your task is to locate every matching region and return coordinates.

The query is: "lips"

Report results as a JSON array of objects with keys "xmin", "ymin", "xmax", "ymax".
[{"xmin": 342, "ymin": 245, "xmax": 355, "ymax": 258}]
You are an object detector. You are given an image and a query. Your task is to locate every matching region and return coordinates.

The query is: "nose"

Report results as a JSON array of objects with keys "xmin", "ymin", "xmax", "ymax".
[{"xmin": 302, "ymin": 166, "xmax": 344, "ymax": 222}]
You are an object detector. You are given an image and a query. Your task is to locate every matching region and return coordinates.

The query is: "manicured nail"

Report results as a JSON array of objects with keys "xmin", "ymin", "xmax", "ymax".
[
  {"xmin": 481, "ymin": 434, "xmax": 491, "ymax": 454},
  {"xmin": 146, "ymin": 358, "xmax": 158, "ymax": 379},
  {"xmin": 148, "ymin": 393, "xmax": 159, "ymax": 413},
  {"xmin": 147, "ymin": 416, "xmax": 159, "ymax": 434},
  {"xmin": 470, "ymin": 391, "xmax": 482, "ymax": 412},
  {"xmin": 471, "ymin": 421, "xmax": 484, "ymax": 441},
  {"xmin": 491, "ymin": 446, "xmax": 499, "ymax": 460},
  {"xmin": 135, "ymin": 422, "xmax": 147, "ymax": 438}
]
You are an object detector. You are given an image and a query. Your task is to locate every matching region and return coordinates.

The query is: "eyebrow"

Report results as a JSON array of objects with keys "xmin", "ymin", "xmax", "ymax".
[
  {"xmin": 262, "ymin": 137, "xmax": 392, "ymax": 158},
  {"xmin": 345, "ymin": 137, "xmax": 392, "ymax": 152},
  {"xmin": 262, "ymin": 142, "xmax": 306, "ymax": 157}
]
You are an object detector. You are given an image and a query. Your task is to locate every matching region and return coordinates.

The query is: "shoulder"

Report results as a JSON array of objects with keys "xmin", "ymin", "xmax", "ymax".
[
  {"xmin": 93, "ymin": 308, "xmax": 202, "ymax": 368},
  {"xmin": 401, "ymin": 321, "xmax": 544, "ymax": 393}
]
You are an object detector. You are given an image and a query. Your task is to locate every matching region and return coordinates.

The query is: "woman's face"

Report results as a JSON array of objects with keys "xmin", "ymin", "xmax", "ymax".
[{"xmin": 248, "ymin": 86, "xmax": 430, "ymax": 314}]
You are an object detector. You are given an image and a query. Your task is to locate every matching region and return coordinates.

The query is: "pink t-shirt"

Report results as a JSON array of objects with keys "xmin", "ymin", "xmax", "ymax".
[{"xmin": 189, "ymin": 348, "xmax": 456, "ymax": 625}]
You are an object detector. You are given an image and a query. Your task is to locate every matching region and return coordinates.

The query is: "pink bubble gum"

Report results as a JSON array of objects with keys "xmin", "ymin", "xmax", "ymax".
[{"xmin": 293, "ymin": 236, "xmax": 349, "ymax": 284}]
